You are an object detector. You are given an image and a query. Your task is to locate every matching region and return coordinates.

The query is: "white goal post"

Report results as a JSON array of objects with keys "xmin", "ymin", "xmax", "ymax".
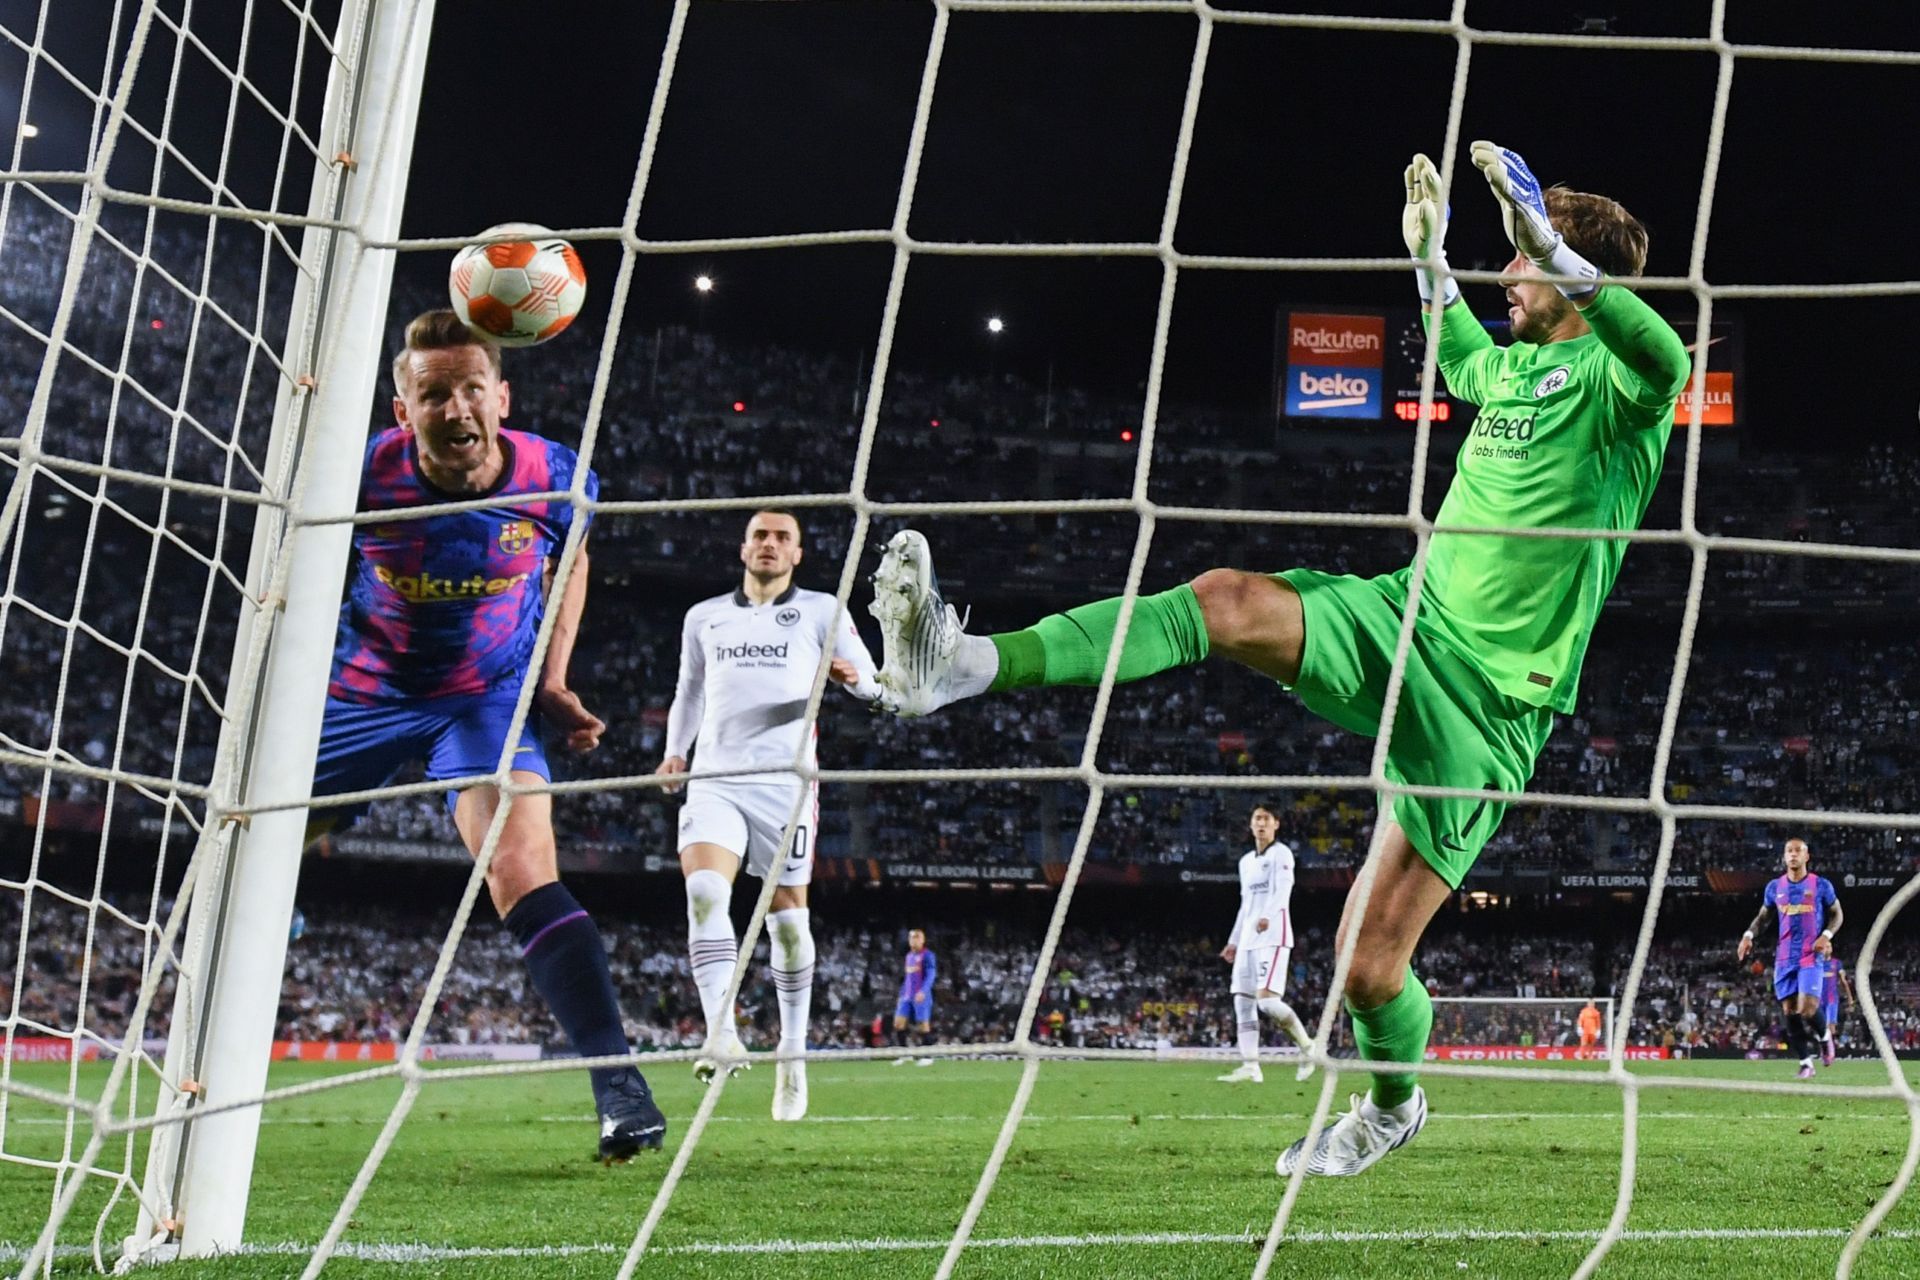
[
  {"xmin": 128, "ymin": 0, "xmax": 438, "ymax": 1263},
  {"xmin": 0, "ymin": 0, "xmax": 436, "ymax": 1267}
]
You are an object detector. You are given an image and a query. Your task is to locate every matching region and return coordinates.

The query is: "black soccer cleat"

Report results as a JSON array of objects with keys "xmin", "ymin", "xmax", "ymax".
[{"xmin": 596, "ymin": 1069, "xmax": 667, "ymax": 1163}]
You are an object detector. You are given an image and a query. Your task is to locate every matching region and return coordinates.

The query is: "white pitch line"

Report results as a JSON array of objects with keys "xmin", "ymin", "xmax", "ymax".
[
  {"xmin": 520, "ymin": 1109, "xmax": 1887, "ymax": 1125},
  {"xmin": 4, "ymin": 1108, "xmax": 1882, "ymax": 1130},
  {"xmin": 1, "ymin": 1226, "xmax": 1915, "ymax": 1265}
]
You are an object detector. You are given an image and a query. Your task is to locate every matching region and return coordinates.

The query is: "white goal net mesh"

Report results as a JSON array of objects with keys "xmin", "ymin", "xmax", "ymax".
[
  {"xmin": 1, "ymin": 0, "xmax": 356, "ymax": 1269},
  {"xmin": 1, "ymin": 1, "xmax": 1918, "ymax": 1278}
]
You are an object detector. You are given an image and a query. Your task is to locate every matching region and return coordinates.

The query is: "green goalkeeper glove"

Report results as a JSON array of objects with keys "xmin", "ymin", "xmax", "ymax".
[
  {"xmin": 1401, "ymin": 152, "xmax": 1457, "ymax": 306},
  {"xmin": 1470, "ymin": 140, "xmax": 1600, "ymax": 299}
]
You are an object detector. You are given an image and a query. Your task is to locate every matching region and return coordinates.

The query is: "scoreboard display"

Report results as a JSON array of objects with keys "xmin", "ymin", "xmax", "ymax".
[{"xmin": 1278, "ymin": 307, "xmax": 1740, "ymax": 429}]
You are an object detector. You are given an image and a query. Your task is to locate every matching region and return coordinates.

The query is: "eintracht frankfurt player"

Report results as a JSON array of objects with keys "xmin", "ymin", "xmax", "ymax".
[
  {"xmin": 656, "ymin": 511, "xmax": 880, "ymax": 1121},
  {"xmin": 311, "ymin": 311, "xmax": 663, "ymax": 1162},
  {"xmin": 868, "ymin": 143, "xmax": 1690, "ymax": 1178},
  {"xmin": 1217, "ymin": 803, "xmax": 1315, "ymax": 1084}
]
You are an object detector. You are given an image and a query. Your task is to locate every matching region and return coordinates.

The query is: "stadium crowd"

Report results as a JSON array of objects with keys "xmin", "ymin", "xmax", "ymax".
[
  {"xmin": 6, "ymin": 891, "xmax": 1918, "ymax": 1064},
  {"xmin": 1, "ymin": 201, "xmax": 1916, "ymax": 932}
]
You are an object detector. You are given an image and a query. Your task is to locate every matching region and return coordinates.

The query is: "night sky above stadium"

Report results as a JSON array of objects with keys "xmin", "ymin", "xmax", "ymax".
[
  {"xmin": 19, "ymin": 0, "xmax": 1920, "ymax": 447},
  {"xmin": 382, "ymin": 0, "xmax": 1920, "ymax": 448}
]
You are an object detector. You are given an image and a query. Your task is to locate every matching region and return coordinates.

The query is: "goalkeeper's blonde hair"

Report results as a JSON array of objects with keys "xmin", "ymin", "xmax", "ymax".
[{"xmin": 1545, "ymin": 188, "xmax": 1649, "ymax": 280}]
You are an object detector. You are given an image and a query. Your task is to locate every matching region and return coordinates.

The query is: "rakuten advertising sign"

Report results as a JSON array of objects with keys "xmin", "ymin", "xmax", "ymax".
[{"xmin": 1285, "ymin": 312, "xmax": 1384, "ymax": 420}]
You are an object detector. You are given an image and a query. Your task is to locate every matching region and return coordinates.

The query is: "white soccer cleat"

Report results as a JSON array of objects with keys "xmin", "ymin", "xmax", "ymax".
[
  {"xmin": 1294, "ymin": 1052, "xmax": 1317, "ymax": 1083},
  {"xmin": 892, "ymin": 1055, "xmax": 914, "ymax": 1066},
  {"xmin": 772, "ymin": 1058, "xmax": 808, "ymax": 1121},
  {"xmin": 1217, "ymin": 1062, "xmax": 1264, "ymax": 1084},
  {"xmin": 914, "ymin": 1057, "xmax": 934, "ymax": 1067},
  {"xmin": 693, "ymin": 1030, "xmax": 750, "ymax": 1084},
  {"xmin": 1276, "ymin": 1087, "xmax": 1427, "ymax": 1177},
  {"xmin": 869, "ymin": 530, "xmax": 964, "ymax": 717}
]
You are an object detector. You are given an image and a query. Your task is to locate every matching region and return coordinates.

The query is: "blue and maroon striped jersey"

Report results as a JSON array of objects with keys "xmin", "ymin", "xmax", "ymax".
[
  {"xmin": 328, "ymin": 427, "xmax": 597, "ymax": 703},
  {"xmin": 899, "ymin": 948, "xmax": 937, "ymax": 1000},
  {"xmin": 1765, "ymin": 872, "xmax": 1838, "ymax": 971}
]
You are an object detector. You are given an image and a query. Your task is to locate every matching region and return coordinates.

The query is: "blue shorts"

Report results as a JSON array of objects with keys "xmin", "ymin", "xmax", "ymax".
[
  {"xmin": 311, "ymin": 691, "xmax": 548, "ymax": 829},
  {"xmin": 1822, "ymin": 988, "xmax": 1840, "ymax": 1024},
  {"xmin": 1774, "ymin": 963, "xmax": 1823, "ymax": 1003},
  {"xmin": 895, "ymin": 993, "xmax": 932, "ymax": 1025}
]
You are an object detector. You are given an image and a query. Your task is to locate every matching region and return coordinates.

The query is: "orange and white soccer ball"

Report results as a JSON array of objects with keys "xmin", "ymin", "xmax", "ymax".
[{"xmin": 448, "ymin": 223, "xmax": 586, "ymax": 347}]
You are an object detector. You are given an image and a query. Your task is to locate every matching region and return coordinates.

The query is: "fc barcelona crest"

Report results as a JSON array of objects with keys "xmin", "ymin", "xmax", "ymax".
[{"xmin": 497, "ymin": 519, "xmax": 536, "ymax": 555}]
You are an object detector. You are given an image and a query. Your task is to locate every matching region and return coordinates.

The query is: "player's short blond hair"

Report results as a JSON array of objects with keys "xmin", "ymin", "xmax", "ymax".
[{"xmin": 391, "ymin": 309, "xmax": 502, "ymax": 394}]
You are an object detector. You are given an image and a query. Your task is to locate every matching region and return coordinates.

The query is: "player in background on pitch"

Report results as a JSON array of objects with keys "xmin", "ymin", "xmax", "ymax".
[
  {"xmin": 1577, "ymin": 999, "xmax": 1603, "ymax": 1050},
  {"xmin": 311, "ymin": 310, "xmax": 663, "ymax": 1162},
  {"xmin": 866, "ymin": 142, "xmax": 1689, "ymax": 1178},
  {"xmin": 893, "ymin": 927, "xmax": 938, "ymax": 1066},
  {"xmin": 1217, "ymin": 803, "xmax": 1314, "ymax": 1084},
  {"xmin": 656, "ymin": 510, "xmax": 881, "ymax": 1121},
  {"xmin": 1738, "ymin": 837, "xmax": 1843, "ymax": 1078},
  {"xmin": 1819, "ymin": 950, "xmax": 1852, "ymax": 1065}
]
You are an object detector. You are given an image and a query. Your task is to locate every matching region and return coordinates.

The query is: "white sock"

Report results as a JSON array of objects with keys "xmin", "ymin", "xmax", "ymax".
[
  {"xmin": 949, "ymin": 633, "xmax": 999, "ymax": 701},
  {"xmin": 1234, "ymin": 994, "xmax": 1260, "ymax": 1063},
  {"xmin": 1365, "ymin": 1092, "xmax": 1421, "ymax": 1123},
  {"xmin": 685, "ymin": 869, "xmax": 735, "ymax": 1041},
  {"xmin": 768, "ymin": 906, "xmax": 815, "ymax": 1052},
  {"xmin": 1258, "ymin": 995, "xmax": 1313, "ymax": 1049}
]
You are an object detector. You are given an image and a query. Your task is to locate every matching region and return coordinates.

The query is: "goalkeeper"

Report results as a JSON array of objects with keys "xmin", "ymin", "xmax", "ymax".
[{"xmin": 867, "ymin": 143, "xmax": 1689, "ymax": 1178}]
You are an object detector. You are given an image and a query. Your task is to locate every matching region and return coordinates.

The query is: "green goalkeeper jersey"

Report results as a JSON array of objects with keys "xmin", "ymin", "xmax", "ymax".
[{"xmin": 1420, "ymin": 286, "xmax": 1690, "ymax": 713}]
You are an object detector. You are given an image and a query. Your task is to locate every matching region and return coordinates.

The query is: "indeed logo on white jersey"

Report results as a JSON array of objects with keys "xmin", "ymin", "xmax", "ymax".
[{"xmin": 716, "ymin": 640, "xmax": 789, "ymax": 661}]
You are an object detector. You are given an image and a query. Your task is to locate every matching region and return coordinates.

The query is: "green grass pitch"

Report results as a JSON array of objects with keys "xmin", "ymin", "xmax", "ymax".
[{"xmin": 2, "ymin": 1058, "xmax": 1917, "ymax": 1278}]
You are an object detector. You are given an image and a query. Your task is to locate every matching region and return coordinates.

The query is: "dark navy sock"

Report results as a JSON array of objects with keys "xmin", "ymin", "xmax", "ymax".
[
  {"xmin": 1784, "ymin": 1013, "xmax": 1809, "ymax": 1060},
  {"xmin": 504, "ymin": 882, "xmax": 632, "ymax": 1104}
]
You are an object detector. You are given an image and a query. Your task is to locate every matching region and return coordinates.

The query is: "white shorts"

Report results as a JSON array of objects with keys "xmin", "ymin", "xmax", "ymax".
[
  {"xmin": 1233, "ymin": 945, "xmax": 1289, "ymax": 998},
  {"xmin": 678, "ymin": 778, "xmax": 817, "ymax": 887}
]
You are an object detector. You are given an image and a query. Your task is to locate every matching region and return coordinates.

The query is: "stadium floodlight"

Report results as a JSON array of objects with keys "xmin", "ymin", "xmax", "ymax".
[
  {"xmin": 694, "ymin": 273, "xmax": 714, "ymax": 293},
  {"xmin": 985, "ymin": 315, "xmax": 1004, "ymax": 334}
]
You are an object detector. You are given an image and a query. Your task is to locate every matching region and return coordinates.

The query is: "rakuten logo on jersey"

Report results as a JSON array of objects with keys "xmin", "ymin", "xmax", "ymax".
[{"xmin": 715, "ymin": 641, "xmax": 789, "ymax": 661}]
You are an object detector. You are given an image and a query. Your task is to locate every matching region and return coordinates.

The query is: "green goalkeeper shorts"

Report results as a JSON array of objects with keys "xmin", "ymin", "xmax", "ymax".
[{"xmin": 1275, "ymin": 565, "xmax": 1555, "ymax": 889}]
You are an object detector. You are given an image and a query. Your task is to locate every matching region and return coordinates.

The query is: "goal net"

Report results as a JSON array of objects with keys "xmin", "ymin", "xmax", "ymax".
[{"xmin": 2, "ymin": 1, "xmax": 1918, "ymax": 1279}]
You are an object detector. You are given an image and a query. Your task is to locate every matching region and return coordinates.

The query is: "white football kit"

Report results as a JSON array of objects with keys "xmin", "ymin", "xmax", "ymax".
[
  {"xmin": 666, "ymin": 585, "xmax": 878, "ymax": 885},
  {"xmin": 1229, "ymin": 840, "xmax": 1296, "ymax": 997}
]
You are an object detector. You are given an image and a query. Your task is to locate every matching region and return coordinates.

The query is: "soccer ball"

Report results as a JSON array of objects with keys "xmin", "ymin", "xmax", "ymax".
[{"xmin": 448, "ymin": 223, "xmax": 586, "ymax": 347}]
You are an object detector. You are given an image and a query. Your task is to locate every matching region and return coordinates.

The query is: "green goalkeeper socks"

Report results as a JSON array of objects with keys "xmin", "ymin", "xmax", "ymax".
[
  {"xmin": 1347, "ymin": 967, "xmax": 1432, "ymax": 1110},
  {"xmin": 987, "ymin": 585, "xmax": 1210, "ymax": 692}
]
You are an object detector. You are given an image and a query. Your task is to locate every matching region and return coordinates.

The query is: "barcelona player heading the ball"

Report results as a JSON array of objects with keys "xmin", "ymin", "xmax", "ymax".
[
  {"xmin": 310, "ymin": 310, "xmax": 664, "ymax": 1162},
  {"xmin": 868, "ymin": 144, "xmax": 1689, "ymax": 1178}
]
